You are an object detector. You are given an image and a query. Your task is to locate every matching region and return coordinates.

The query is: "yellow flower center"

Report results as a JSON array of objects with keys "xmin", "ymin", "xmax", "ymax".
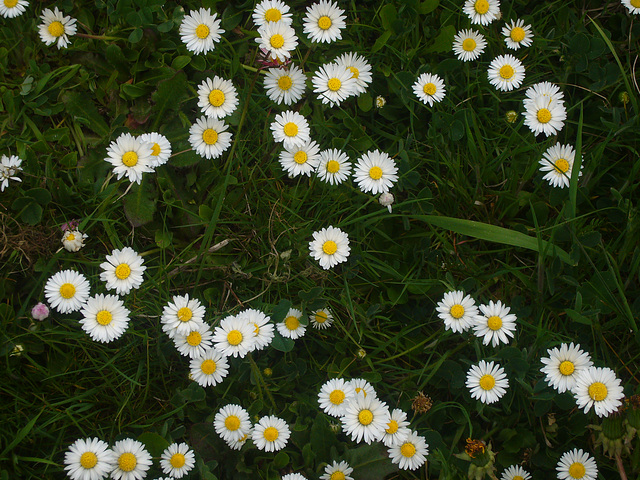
[
  {"xmin": 474, "ymin": 0, "xmax": 489, "ymax": 14},
  {"xmin": 559, "ymin": 360, "xmax": 575, "ymax": 376},
  {"xmin": 588, "ymin": 382, "xmax": 608, "ymax": 401},
  {"xmin": 201, "ymin": 359, "xmax": 217, "ymax": 375},
  {"xmin": 59, "ymin": 283, "xmax": 76, "ymax": 299},
  {"xmin": 202, "ymin": 129, "xmax": 218, "ymax": 145},
  {"xmin": 195, "ymin": 24, "xmax": 209, "ymax": 39},
  {"xmin": 462, "ymin": 38, "xmax": 476, "ymax": 51},
  {"xmin": 151, "ymin": 143, "xmax": 161, "ymax": 156},
  {"xmin": 327, "ymin": 78, "xmax": 342, "ymax": 92},
  {"xmin": 322, "ymin": 240, "xmax": 338, "ymax": 255},
  {"xmin": 96, "ymin": 310, "xmax": 112, "ymax": 326},
  {"xmin": 568, "ymin": 462, "xmax": 586, "ymax": 479},
  {"xmin": 80, "ymin": 451, "xmax": 98, "ymax": 469},
  {"xmin": 369, "ymin": 166, "xmax": 383, "ymax": 180},
  {"xmin": 632, "ymin": 0, "xmax": 640, "ymax": 6},
  {"xmin": 513, "ymin": 476, "xmax": 524, "ymax": 480},
  {"xmin": 349, "ymin": 66, "xmax": 360, "ymax": 79},
  {"xmin": 122, "ymin": 151, "xmax": 138, "ymax": 167},
  {"xmin": 423, "ymin": 83, "xmax": 437, "ymax": 95},
  {"xmin": 277, "ymin": 76, "xmax": 292, "ymax": 90},
  {"xmin": 537, "ymin": 108, "xmax": 552, "ymax": 123},
  {"xmin": 118, "ymin": 453, "xmax": 137, "ymax": 472},
  {"xmin": 115, "ymin": 263, "xmax": 131, "ymax": 280},
  {"xmin": 177, "ymin": 307, "xmax": 193, "ymax": 322},
  {"xmin": 554, "ymin": 158, "xmax": 570, "ymax": 173},
  {"xmin": 170, "ymin": 453, "xmax": 185, "ymax": 468},
  {"xmin": 263, "ymin": 426, "xmax": 279, "ymax": 442},
  {"xmin": 4, "ymin": 0, "xmax": 18, "ymax": 7},
  {"xmin": 499, "ymin": 65, "xmax": 515, "ymax": 79},
  {"xmin": 358, "ymin": 409, "xmax": 374, "ymax": 425},
  {"xmin": 330, "ymin": 472, "xmax": 346, "ymax": 480},
  {"xmin": 315, "ymin": 311, "xmax": 328, "ymax": 323},
  {"xmin": 294, "ymin": 151, "xmax": 307, "ymax": 164},
  {"xmin": 318, "ymin": 15, "xmax": 332, "ymax": 30},
  {"xmin": 479, "ymin": 374, "xmax": 495, "ymax": 390},
  {"xmin": 186, "ymin": 331, "xmax": 202, "ymax": 346},
  {"xmin": 510, "ymin": 26, "xmax": 526, "ymax": 42},
  {"xmin": 355, "ymin": 387, "xmax": 367, "ymax": 397},
  {"xmin": 254, "ymin": 323, "xmax": 260, "ymax": 335},
  {"xmin": 67, "ymin": 233, "xmax": 76, "ymax": 241},
  {"xmin": 264, "ymin": 8, "xmax": 282, "ymax": 22},
  {"xmin": 285, "ymin": 315, "xmax": 300, "ymax": 330},
  {"xmin": 283, "ymin": 122, "xmax": 298, "ymax": 137},
  {"xmin": 329, "ymin": 390, "xmax": 345, "ymax": 405},
  {"xmin": 270, "ymin": 33, "xmax": 285, "ymax": 49},
  {"xmin": 208, "ymin": 89, "xmax": 225, "ymax": 107},
  {"xmin": 227, "ymin": 330, "xmax": 243, "ymax": 346},
  {"xmin": 225, "ymin": 415, "xmax": 240, "ymax": 431},
  {"xmin": 487, "ymin": 315, "xmax": 502, "ymax": 330},
  {"xmin": 450, "ymin": 304, "xmax": 465, "ymax": 319},
  {"xmin": 400, "ymin": 442, "xmax": 416, "ymax": 458},
  {"xmin": 385, "ymin": 419, "xmax": 399, "ymax": 434},
  {"xmin": 326, "ymin": 160, "xmax": 340, "ymax": 173},
  {"xmin": 48, "ymin": 21, "xmax": 65, "ymax": 37}
]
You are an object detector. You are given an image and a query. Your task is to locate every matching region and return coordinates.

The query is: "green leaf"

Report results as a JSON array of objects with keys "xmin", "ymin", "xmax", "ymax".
[
  {"xmin": 346, "ymin": 443, "xmax": 398, "ymax": 480},
  {"xmin": 155, "ymin": 230, "xmax": 173, "ymax": 249},
  {"xmin": 298, "ymin": 287, "xmax": 323, "ymax": 302},
  {"xmin": 427, "ymin": 25, "xmax": 455, "ymax": 53},
  {"xmin": 61, "ymin": 91, "xmax": 110, "ymax": 138},
  {"xmin": 21, "ymin": 203, "xmax": 43, "ymax": 225},
  {"xmin": 372, "ymin": 31, "xmax": 392, "ymax": 53},
  {"xmin": 309, "ymin": 414, "xmax": 331, "ymax": 462},
  {"xmin": 357, "ymin": 93, "xmax": 372, "ymax": 112},
  {"xmin": 137, "ymin": 432, "xmax": 169, "ymax": 458},
  {"xmin": 128, "ymin": 28, "xmax": 143, "ymax": 43},
  {"xmin": 59, "ymin": 152, "xmax": 77, "ymax": 167},
  {"xmin": 24, "ymin": 188, "xmax": 52, "ymax": 206},
  {"xmin": 171, "ymin": 55, "xmax": 191, "ymax": 70},
  {"xmin": 270, "ymin": 332, "xmax": 295, "ymax": 352},
  {"xmin": 271, "ymin": 299, "xmax": 292, "ymax": 323},
  {"xmin": 151, "ymin": 72, "xmax": 189, "ymax": 131},
  {"xmin": 123, "ymin": 179, "xmax": 157, "ymax": 227},
  {"xmin": 0, "ymin": 410, "xmax": 44, "ymax": 459},
  {"xmin": 272, "ymin": 451, "xmax": 289, "ymax": 469},
  {"xmin": 380, "ymin": 4, "xmax": 397, "ymax": 31},
  {"xmin": 418, "ymin": 0, "xmax": 440, "ymax": 13}
]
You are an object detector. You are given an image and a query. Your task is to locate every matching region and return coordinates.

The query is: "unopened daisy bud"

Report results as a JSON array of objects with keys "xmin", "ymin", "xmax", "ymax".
[
  {"xmin": 505, "ymin": 110, "xmax": 518, "ymax": 123},
  {"xmin": 263, "ymin": 367, "xmax": 273, "ymax": 377},
  {"xmin": 592, "ymin": 411, "xmax": 630, "ymax": 458},
  {"xmin": 31, "ymin": 302, "xmax": 50, "ymax": 321},
  {"xmin": 620, "ymin": 91, "xmax": 630, "ymax": 105},
  {"xmin": 356, "ymin": 348, "xmax": 366, "ymax": 359},
  {"xmin": 379, "ymin": 192, "xmax": 394, "ymax": 213},
  {"xmin": 375, "ymin": 95, "xmax": 386, "ymax": 108}
]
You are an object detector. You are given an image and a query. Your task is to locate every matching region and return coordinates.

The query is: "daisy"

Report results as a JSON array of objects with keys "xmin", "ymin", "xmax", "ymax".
[
  {"xmin": 353, "ymin": 150, "xmax": 398, "ymax": 195},
  {"xmin": 487, "ymin": 55, "xmax": 525, "ymax": 92},
  {"xmin": 279, "ymin": 139, "xmax": 321, "ymax": 177},
  {"xmin": 341, "ymin": 394, "xmax": 390, "ymax": 444},
  {"xmin": 197, "ymin": 76, "xmax": 239, "ymax": 119},
  {"xmin": 64, "ymin": 437, "xmax": 115, "ymax": 480},
  {"xmin": 263, "ymin": 64, "xmax": 307, "ymax": 105},
  {"xmin": 463, "ymin": 0, "xmax": 501, "ymax": 26},
  {"xmin": 61, "ymin": 230, "xmax": 88, "ymax": 252},
  {"xmin": 212, "ymin": 315, "xmax": 256, "ymax": 358},
  {"xmin": 139, "ymin": 132, "xmax": 171, "ymax": 168},
  {"xmin": 312, "ymin": 62, "xmax": 357, "ymax": 107},
  {"xmin": 466, "ymin": 360, "xmax": 509, "ymax": 404},
  {"xmin": 252, "ymin": 415, "xmax": 290, "ymax": 452},
  {"xmin": 282, "ymin": 474, "xmax": 307, "ymax": 480},
  {"xmin": 334, "ymin": 52, "xmax": 373, "ymax": 97},
  {"xmin": 252, "ymin": 0, "xmax": 292, "ymax": 27},
  {"xmin": 320, "ymin": 460, "xmax": 354, "ymax": 480},
  {"xmin": 381, "ymin": 408, "xmax": 411, "ymax": 447},
  {"xmin": 236, "ymin": 308, "xmax": 274, "ymax": 351},
  {"xmin": 623, "ymin": 0, "xmax": 640, "ymax": 14},
  {"xmin": 573, "ymin": 366, "xmax": 624, "ymax": 417},
  {"xmin": 349, "ymin": 378, "xmax": 377, "ymax": 399},
  {"xmin": 316, "ymin": 148, "xmax": 351, "ymax": 185},
  {"xmin": 0, "ymin": 0, "xmax": 28, "ymax": 18},
  {"xmin": 161, "ymin": 294, "xmax": 206, "ymax": 338},
  {"xmin": 556, "ymin": 448, "xmax": 598, "ymax": 480},
  {"xmin": 303, "ymin": 0, "xmax": 346, "ymax": 43},
  {"xmin": 111, "ymin": 438, "xmax": 152, "ymax": 480},
  {"xmin": 174, "ymin": 324, "xmax": 214, "ymax": 359},
  {"xmin": 309, "ymin": 226, "xmax": 350, "ymax": 270},
  {"xmin": 100, "ymin": 247, "xmax": 146, "ymax": 296},
  {"xmin": 160, "ymin": 443, "xmax": 195, "ymax": 479},
  {"xmin": 189, "ymin": 348, "xmax": 230, "ymax": 387},
  {"xmin": 452, "ymin": 29, "xmax": 486, "ymax": 62},
  {"xmin": 523, "ymin": 95, "xmax": 567, "ymax": 137},
  {"xmin": 225, "ymin": 430, "xmax": 251, "ymax": 450},
  {"xmin": 523, "ymin": 82, "xmax": 565, "ymax": 108},
  {"xmin": 214, "ymin": 404, "xmax": 252, "ymax": 442},
  {"xmin": 413, "ymin": 72, "xmax": 446, "ymax": 107},
  {"xmin": 318, "ymin": 378, "xmax": 356, "ymax": 417},
  {"xmin": 270, "ymin": 111, "xmax": 310, "ymax": 150},
  {"xmin": 502, "ymin": 19, "xmax": 533, "ymax": 50},
  {"xmin": 310, "ymin": 308, "xmax": 333, "ymax": 329},
  {"xmin": 104, "ymin": 133, "xmax": 153, "ymax": 184},
  {"xmin": 180, "ymin": 8, "xmax": 224, "ymax": 55},
  {"xmin": 540, "ymin": 343, "xmax": 593, "ymax": 394},
  {"xmin": 189, "ymin": 116, "xmax": 233, "ymax": 160},
  {"xmin": 44, "ymin": 270, "xmax": 90, "ymax": 314},
  {"xmin": 38, "ymin": 7, "xmax": 77, "ymax": 49},
  {"xmin": 79, "ymin": 294, "xmax": 130, "ymax": 343},
  {"xmin": 276, "ymin": 308, "xmax": 307, "ymax": 339},
  {"xmin": 388, "ymin": 430, "xmax": 429, "ymax": 470},
  {"xmin": 501, "ymin": 465, "xmax": 532, "ymax": 480},
  {"xmin": 0, "ymin": 154, "xmax": 23, "ymax": 191},
  {"xmin": 436, "ymin": 290, "xmax": 479, "ymax": 334},
  {"xmin": 256, "ymin": 22, "xmax": 298, "ymax": 63},
  {"xmin": 539, "ymin": 143, "xmax": 583, "ymax": 189},
  {"xmin": 473, "ymin": 300, "xmax": 517, "ymax": 347}
]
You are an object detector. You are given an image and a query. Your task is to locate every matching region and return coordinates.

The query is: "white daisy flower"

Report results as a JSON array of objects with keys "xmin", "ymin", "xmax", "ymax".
[
  {"xmin": 556, "ymin": 448, "xmax": 598, "ymax": 480},
  {"xmin": 353, "ymin": 150, "xmax": 398, "ymax": 195},
  {"xmin": 381, "ymin": 408, "xmax": 411, "ymax": 447},
  {"xmin": 309, "ymin": 226, "xmax": 350, "ymax": 270},
  {"xmin": 463, "ymin": 0, "xmax": 501, "ymax": 25},
  {"xmin": 310, "ymin": 308, "xmax": 333, "ymax": 329},
  {"xmin": 312, "ymin": 62, "xmax": 358, "ymax": 107},
  {"xmin": 139, "ymin": 132, "xmax": 171, "ymax": 168},
  {"xmin": 252, "ymin": 415, "xmax": 290, "ymax": 452},
  {"xmin": 303, "ymin": 0, "xmax": 346, "ymax": 43},
  {"xmin": 61, "ymin": 230, "xmax": 88, "ymax": 252},
  {"xmin": 502, "ymin": 19, "xmax": 533, "ymax": 50},
  {"xmin": 270, "ymin": 111, "xmax": 311, "ymax": 150},
  {"xmin": 318, "ymin": 378, "xmax": 356, "ymax": 417},
  {"xmin": 0, "ymin": 0, "xmax": 28, "ymax": 18},
  {"xmin": 214, "ymin": 404, "xmax": 252, "ymax": 442},
  {"xmin": 341, "ymin": 394, "xmax": 390, "ymax": 444},
  {"xmin": 379, "ymin": 192, "xmax": 394, "ymax": 212},
  {"xmin": 189, "ymin": 347, "xmax": 229, "ymax": 387},
  {"xmin": 64, "ymin": 437, "xmax": 115, "ymax": 480},
  {"xmin": 348, "ymin": 378, "xmax": 377, "ymax": 400},
  {"xmin": 0, "ymin": 154, "xmax": 23, "ymax": 192},
  {"xmin": 540, "ymin": 143, "xmax": 583, "ymax": 189},
  {"xmin": 256, "ymin": 22, "xmax": 298, "ymax": 63},
  {"xmin": 276, "ymin": 308, "xmax": 307, "ymax": 339},
  {"xmin": 38, "ymin": 7, "xmax": 77, "ymax": 49},
  {"xmin": 44, "ymin": 270, "xmax": 90, "ymax": 314},
  {"xmin": 104, "ymin": 132, "xmax": 153, "ymax": 185},
  {"xmin": 466, "ymin": 360, "xmax": 509, "ymax": 404},
  {"xmin": 436, "ymin": 290, "xmax": 479, "ymax": 334},
  {"xmin": 540, "ymin": 342, "xmax": 593, "ymax": 394},
  {"xmin": 173, "ymin": 324, "xmax": 214, "ymax": 359},
  {"xmin": 197, "ymin": 76, "xmax": 239, "ymax": 119},
  {"xmin": 487, "ymin": 54, "xmax": 525, "ymax": 92},
  {"xmin": 279, "ymin": 139, "xmax": 321, "ymax": 177},
  {"xmin": 523, "ymin": 95, "xmax": 567, "ymax": 137},
  {"xmin": 161, "ymin": 294, "xmax": 206, "ymax": 338},
  {"xmin": 316, "ymin": 148, "xmax": 351, "ymax": 185},
  {"xmin": 179, "ymin": 8, "xmax": 224, "ymax": 55},
  {"xmin": 160, "ymin": 443, "xmax": 195, "ymax": 479},
  {"xmin": 501, "ymin": 465, "xmax": 532, "ymax": 480},
  {"xmin": 623, "ymin": 0, "xmax": 640, "ymax": 14},
  {"xmin": 573, "ymin": 366, "xmax": 624, "ymax": 417},
  {"xmin": 225, "ymin": 430, "xmax": 251, "ymax": 450},
  {"xmin": 252, "ymin": 0, "xmax": 292, "ymax": 27},
  {"xmin": 282, "ymin": 474, "xmax": 307, "ymax": 480},
  {"xmin": 320, "ymin": 460, "xmax": 354, "ymax": 480},
  {"xmin": 452, "ymin": 29, "xmax": 486, "ymax": 62},
  {"xmin": 263, "ymin": 64, "xmax": 306, "ymax": 106},
  {"xmin": 236, "ymin": 308, "xmax": 274, "ymax": 351},
  {"xmin": 99, "ymin": 247, "xmax": 146, "ymax": 296},
  {"xmin": 334, "ymin": 52, "xmax": 372, "ymax": 97},
  {"xmin": 388, "ymin": 430, "xmax": 429, "ymax": 470},
  {"xmin": 473, "ymin": 300, "xmax": 517, "ymax": 347},
  {"xmin": 79, "ymin": 294, "xmax": 130, "ymax": 343},
  {"xmin": 523, "ymin": 82, "xmax": 565, "ymax": 109},
  {"xmin": 189, "ymin": 116, "xmax": 233, "ymax": 160},
  {"xmin": 212, "ymin": 315, "xmax": 256, "ymax": 358},
  {"xmin": 111, "ymin": 438, "xmax": 152, "ymax": 480},
  {"xmin": 412, "ymin": 72, "xmax": 446, "ymax": 106}
]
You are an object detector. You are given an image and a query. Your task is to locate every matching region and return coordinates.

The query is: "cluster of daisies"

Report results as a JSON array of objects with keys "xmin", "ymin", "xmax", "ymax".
[
  {"xmin": 1, "ymin": 2, "xmax": 77, "ymax": 49},
  {"xmin": 0, "ymin": 154, "xmax": 23, "ymax": 192}
]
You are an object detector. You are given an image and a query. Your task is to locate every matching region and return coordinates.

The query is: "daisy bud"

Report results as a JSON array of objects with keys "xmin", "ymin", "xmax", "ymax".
[
  {"xmin": 10, "ymin": 344, "xmax": 24, "ymax": 356},
  {"xmin": 379, "ymin": 192, "xmax": 394, "ymax": 213},
  {"xmin": 31, "ymin": 302, "xmax": 50, "ymax": 321},
  {"xmin": 505, "ymin": 110, "xmax": 518, "ymax": 123},
  {"xmin": 375, "ymin": 95, "xmax": 386, "ymax": 108}
]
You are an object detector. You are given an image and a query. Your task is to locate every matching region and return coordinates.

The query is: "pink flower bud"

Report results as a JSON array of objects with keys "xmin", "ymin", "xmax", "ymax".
[{"xmin": 31, "ymin": 302, "xmax": 50, "ymax": 321}]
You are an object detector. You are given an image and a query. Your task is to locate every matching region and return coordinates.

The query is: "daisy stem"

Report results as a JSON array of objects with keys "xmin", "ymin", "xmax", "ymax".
[
  {"xmin": 218, "ymin": 57, "xmax": 261, "ymax": 74},
  {"xmin": 248, "ymin": 354, "xmax": 277, "ymax": 410},
  {"xmin": 76, "ymin": 33, "xmax": 122, "ymax": 41}
]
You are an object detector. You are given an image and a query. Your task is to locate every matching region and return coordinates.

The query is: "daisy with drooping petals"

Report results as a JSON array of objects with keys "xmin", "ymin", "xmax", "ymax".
[
  {"xmin": 556, "ymin": 448, "xmax": 598, "ymax": 480},
  {"xmin": 539, "ymin": 143, "xmax": 583, "ymax": 189},
  {"xmin": 335, "ymin": 52, "xmax": 372, "ymax": 97},
  {"xmin": 320, "ymin": 461, "xmax": 354, "ymax": 480},
  {"xmin": 303, "ymin": 0, "xmax": 346, "ymax": 43},
  {"xmin": 214, "ymin": 404, "xmax": 252, "ymax": 442},
  {"xmin": 312, "ymin": 62, "xmax": 357, "ymax": 107},
  {"xmin": 189, "ymin": 348, "xmax": 229, "ymax": 387},
  {"xmin": 62, "ymin": 230, "xmax": 88, "ymax": 252},
  {"xmin": 353, "ymin": 150, "xmax": 398, "ymax": 195},
  {"xmin": 189, "ymin": 116, "xmax": 233, "ymax": 160},
  {"xmin": 623, "ymin": 0, "xmax": 640, "ymax": 14},
  {"xmin": 316, "ymin": 148, "xmax": 351, "ymax": 185},
  {"xmin": 466, "ymin": 360, "xmax": 509, "ymax": 404},
  {"xmin": 173, "ymin": 324, "xmax": 214, "ymax": 359},
  {"xmin": 140, "ymin": 132, "xmax": 171, "ymax": 168},
  {"xmin": 341, "ymin": 394, "xmax": 390, "ymax": 444},
  {"xmin": 318, "ymin": 378, "xmax": 355, "ymax": 417},
  {"xmin": 452, "ymin": 29, "xmax": 486, "ymax": 62},
  {"xmin": 524, "ymin": 82, "xmax": 564, "ymax": 108},
  {"xmin": 276, "ymin": 308, "xmax": 307, "ymax": 339},
  {"xmin": 436, "ymin": 290, "xmax": 479, "ymax": 334},
  {"xmin": 310, "ymin": 308, "xmax": 333, "ymax": 329},
  {"xmin": 413, "ymin": 72, "xmax": 446, "ymax": 107},
  {"xmin": 197, "ymin": 76, "xmax": 239, "ymax": 119},
  {"xmin": 0, "ymin": 0, "xmax": 28, "ymax": 18},
  {"xmin": 256, "ymin": 22, "xmax": 298, "ymax": 63},
  {"xmin": 252, "ymin": 0, "xmax": 292, "ymax": 27},
  {"xmin": 159, "ymin": 443, "xmax": 195, "ymax": 479},
  {"xmin": 263, "ymin": 64, "xmax": 307, "ymax": 105},
  {"xmin": 523, "ymin": 95, "xmax": 566, "ymax": 137},
  {"xmin": 39, "ymin": 7, "xmax": 77, "ymax": 49},
  {"xmin": 463, "ymin": 0, "xmax": 501, "ymax": 25},
  {"xmin": 44, "ymin": 270, "xmax": 90, "ymax": 314},
  {"xmin": 501, "ymin": 465, "xmax": 532, "ymax": 480},
  {"xmin": 64, "ymin": 437, "xmax": 115, "ymax": 480},
  {"xmin": 0, "ymin": 154, "xmax": 23, "ymax": 192},
  {"xmin": 104, "ymin": 133, "xmax": 154, "ymax": 184},
  {"xmin": 502, "ymin": 19, "xmax": 533, "ymax": 50},
  {"xmin": 236, "ymin": 308, "xmax": 274, "ymax": 351},
  {"xmin": 271, "ymin": 111, "xmax": 310, "ymax": 150},
  {"xmin": 573, "ymin": 366, "xmax": 624, "ymax": 417},
  {"xmin": 388, "ymin": 430, "xmax": 429, "ymax": 470},
  {"xmin": 79, "ymin": 294, "xmax": 130, "ymax": 343},
  {"xmin": 473, "ymin": 300, "xmax": 517, "ymax": 347},
  {"xmin": 180, "ymin": 8, "xmax": 224, "ymax": 55},
  {"xmin": 381, "ymin": 408, "xmax": 411, "ymax": 447},
  {"xmin": 309, "ymin": 226, "xmax": 350, "ymax": 270},
  {"xmin": 212, "ymin": 315, "xmax": 256, "ymax": 358},
  {"xmin": 225, "ymin": 430, "xmax": 252, "ymax": 450},
  {"xmin": 487, "ymin": 55, "xmax": 525, "ymax": 92},
  {"xmin": 252, "ymin": 415, "xmax": 290, "ymax": 452},
  {"xmin": 540, "ymin": 342, "xmax": 593, "ymax": 394},
  {"xmin": 279, "ymin": 139, "xmax": 321, "ymax": 177},
  {"xmin": 161, "ymin": 294, "xmax": 206, "ymax": 338},
  {"xmin": 100, "ymin": 247, "xmax": 146, "ymax": 295},
  {"xmin": 349, "ymin": 378, "xmax": 377, "ymax": 399},
  {"xmin": 111, "ymin": 438, "xmax": 152, "ymax": 480}
]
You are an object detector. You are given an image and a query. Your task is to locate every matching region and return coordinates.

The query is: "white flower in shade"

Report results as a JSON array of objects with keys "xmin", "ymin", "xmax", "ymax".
[
  {"xmin": 436, "ymin": 290, "xmax": 479, "ymax": 334},
  {"xmin": 62, "ymin": 230, "xmax": 88, "ymax": 252},
  {"xmin": 64, "ymin": 437, "xmax": 115, "ymax": 480},
  {"xmin": 212, "ymin": 315, "xmax": 256, "ymax": 358},
  {"xmin": 381, "ymin": 409, "xmax": 411, "ymax": 447},
  {"xmin": 452, "ymin": 29, "xmax": 486, "ymax": 62},
  {"xmin": 466, "ymin": 360, "xmax": 509, "ymax": 404},
  {"xmin": 473, "ymin": 300, "xmax": 517, "ymax": 347},
  {"xmin": 523, "ymin": 95, "xmax": 566, "ymax": 137},
  {"xmin": 271, "ymin": 111, "xmax": 311, "ymax": 150},
  {"xmin": 111, "ymin": 439, "xmax": 152, "ymax": 480},
  {"xmin": 463, "ymin": 0, "xmax": 501, "ymax": 25},
  {"xmin": 318, "ymin": 378, "xmax": 356, "ymax": 417},
  {"xmin": 623, "ymin": 0, "xmax": 640, "ymax": 14},
  {"xmin": 264, "ymin": 64, "xmax": 307, "ymax": 106},
  {"xmin": 180, "ymin": 8, "xmax": 224, "ymax": 55},
  {"xmin": 303, "ymin": 0, "xmax": 346, "ymax": 43},
  {"xmin": 104, "ymin": 133, "xmax": 153, "ymax": 185},
  {"xmin": 139, "ymin": 132, "xmax": 171, "ymax": 168},
  {"xmin": 173, "ymin": 324, "xmax": 214, "ymax": 359},
  {"xmin": 320, "ymin": 461, "xmax": 354, "ymax": 480},
  {"xmin": 540, "ymin": 143, "xmax": 583, "ymax": 189},
  {"xmin": 501, "ymin": 465, "xmax": 532, "ymax": 480},
  {"xmin": 256, "ymin": 22, "xmax": 298, "ymax": 63},
  {"xmin": 388, "ymin": 430, "xmax": 429, "ymax": 470},
  {"xmin": 276, "ymin": 308, "xmax": 307, "ymax": 339},
  {"xmin": 487, "ymin": 55, "xmax": 525, "ymax": 92},
  {"xmin": 44, "ymin": 270, "xmax": 90, "ymax": 314},
  {"xmin": 573, "ymin": 366, "xmax": 624, "ymax": 417},
  {"xmin": 279, "ymin": 139, "xmax": 321, "ymax": 177},
  {"xmin": 312, "ymin": 62, "xmax": 357, "ymax": 107},
  {"xmin": 252, "ymin": 0, "xmax": 292, "ymax": 27},
  {"xmin": 523, "ymin": 82, "xmax": 564, "ymax": 109},
  {"xmin": 310, "ymin": 308, "xmax": 333, "ymax": 329},
  {"xmin": 375, "ymin": 96, "xmax": 386, "ymax": 108},
  {"xmin": 100, "ymin": 247, "xmax": 146, "ymax": 295},
  {"xmin": 189, "ymin": 116, "xmax": 233, "ymax": 160},
  {"xmin": 189, "ymin": 348, "xmax": 229, "ymax": 387},
  {"xmin": 225, "ymin": 430, "xmax": 251, "ymax": 450},
  {"xmin": 341, "ymin": 394, "xmax": 390, "ymax": 444},
  {"xmin": 353, "ymin": 150, "xmax": 398, "ymax": 195},
  {"xmin": 236, "ymin": 308, "xmax": 274, "ymax": 351},
  {"xmin": 309, "ymin": 226, "xmax": 350, "ymax": 270},
  {"xmin": 38, "ymin": 7, "xmax": 77, "ymax": 49},
  {"xmin": 160, "ymin": 443, "xmax": 195, "ymax": 479},
  {"xmin": 540, "ymin": 342, "xmax": 593, "ymax": 394},
  {"xmin": 502, "ymin": 19, "xmax": 533, "ymax": 50},
  {"xmin": 335, "ymin": 52, "xmax": 372, "ymax": 97},
  {"xmin": 349, "ymin": 378, "xmax": 377, "ymax": 399},
  {"xmin": 252, "ymin": 415, "xmax": 290, "ymax": 452},
  {"xmin": 79, "ymin": 294, "xmax": 130, "ymax": 343},
  {"xmin": 214, "ymin": 404, "xmax": 252, "ymax": 442},
  {"xmin": 0, "ymin": 0, "xmax": 28, "ymax": 18},
  {"xmin": 282, "ymin": 474, "xmax": 307, "ymax": 480},
  {"xmin": 413, "ymin": 72, "xmax": 446, "ymax": 106},
  {"xmin": 556, "ymin": 448, "xmax": 598, "ymax": 480},
  {"xmin": 197, "ymin": 76, "xmax": 239, "ymax": 119},
  {"xmin": 161, "ymin": 294, "xmax": 206, "ymax": 338},
  {"xmin": 0, "ymin": 154, "xmax": 23, "ymax": 191},
  {"xmin": 316, "ymin": 149, "xmax": 351, "ymax": 185},
  {"xmin": 379, "ymin": 192, "xmax": 394, "ymax": 212}
]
